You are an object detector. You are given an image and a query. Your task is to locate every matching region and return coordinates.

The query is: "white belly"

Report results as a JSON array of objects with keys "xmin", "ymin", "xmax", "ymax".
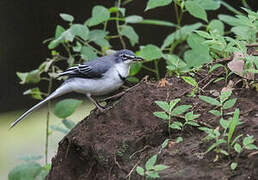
[{"xmin": 67, "ymin": 67, "xmax": 126, "ymax": 96}]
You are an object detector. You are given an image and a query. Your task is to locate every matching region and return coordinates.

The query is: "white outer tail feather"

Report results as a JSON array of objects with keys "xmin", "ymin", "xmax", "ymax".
[{"xmin": 10, "ymin": 84, "xmax": 71, "ymax": 129}]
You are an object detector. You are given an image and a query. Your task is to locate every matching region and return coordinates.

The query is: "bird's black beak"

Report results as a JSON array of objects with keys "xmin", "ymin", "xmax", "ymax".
[{"xmin": 133, "ymin": 56, "xmax": 144, "ymax": 62}]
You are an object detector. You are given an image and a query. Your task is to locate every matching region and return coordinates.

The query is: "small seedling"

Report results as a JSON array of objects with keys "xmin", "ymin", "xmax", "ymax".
[
  {"xmin": 181, "ymin": 76, "xmax": 199, "ymax": 97},
  {"xmin": 199, "ymin": 90, "xmax": 237, "ymax": 118},
  {"xmin": 136, "ymin": 139, "xmax": 169, "ymax": 179},
  {"xmin": 154, "ymin": 99, "xmax": 192, "ymax": 133}
]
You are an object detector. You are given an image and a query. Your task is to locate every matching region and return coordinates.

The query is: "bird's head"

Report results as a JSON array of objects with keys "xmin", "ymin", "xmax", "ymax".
[{"xmin": 115, "ymin": 49, "xmax": 144, "ymax": 64}]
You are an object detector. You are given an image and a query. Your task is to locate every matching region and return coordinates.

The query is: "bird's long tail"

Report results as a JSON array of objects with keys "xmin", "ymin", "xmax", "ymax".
[{"xmin": 10, "ymin": 83, "xmax": 71, "ymax": 129}]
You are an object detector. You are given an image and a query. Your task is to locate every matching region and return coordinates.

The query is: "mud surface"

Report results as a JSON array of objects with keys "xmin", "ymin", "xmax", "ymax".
[{"xmin": 46, "ymin": 71, "xmax": 258, "ymax": 180}]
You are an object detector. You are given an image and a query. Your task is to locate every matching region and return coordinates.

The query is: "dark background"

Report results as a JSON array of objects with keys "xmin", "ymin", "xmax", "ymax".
[{"xmin": 0, "ymin": 0, "xmax": 257, "ymax": 112}]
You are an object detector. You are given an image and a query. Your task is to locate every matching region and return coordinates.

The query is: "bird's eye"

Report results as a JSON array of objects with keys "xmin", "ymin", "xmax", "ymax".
[{"xmin": 121, "ymin": 54, "xmax": 127, "ymax": 59}]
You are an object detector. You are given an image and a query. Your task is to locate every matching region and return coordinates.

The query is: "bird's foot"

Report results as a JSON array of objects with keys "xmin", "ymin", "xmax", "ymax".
[{"xmin": 96, "ymin": 105, "xmax": 112, "ymax": 114}]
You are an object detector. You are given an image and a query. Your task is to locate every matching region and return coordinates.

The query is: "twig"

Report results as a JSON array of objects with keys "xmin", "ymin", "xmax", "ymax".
[
  {"xmin": 125, "ymin": 159, "xmax": 142, "ymax": 179},
  {"xmin": 129, "ymin": 145, "xmax": 151, "ymax": 159},
  {"xmin": 200, "ymin": 78, "xmax": 215, "ymax": 91}
]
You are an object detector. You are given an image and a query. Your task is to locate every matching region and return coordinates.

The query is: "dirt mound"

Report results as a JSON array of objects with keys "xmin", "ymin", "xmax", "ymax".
[{"xmin": 46, "ymin": 75, "xmax": 258, "ymax": 180}]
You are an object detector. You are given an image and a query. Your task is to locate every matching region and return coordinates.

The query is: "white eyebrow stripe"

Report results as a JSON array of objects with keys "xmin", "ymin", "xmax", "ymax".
[{"xmin": 125, "ymin": 54, "xmax": 135, "ymax": 58}]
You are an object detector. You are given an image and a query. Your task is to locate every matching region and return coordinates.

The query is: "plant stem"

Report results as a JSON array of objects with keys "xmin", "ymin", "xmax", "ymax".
[
  {"xmin": 116, "ymin": 0, "xmax": 126, "ymax": 49},
  {"xmin": 45, "ymin": 68, "xmax": 53, "ymax": 165},
  {"xmin": 154, "ymin": 60, "xmax": 160, "ymax": 80},
  {"xmin": 142, "ymin": 65, "xmax": 156, "ymax": 73}
]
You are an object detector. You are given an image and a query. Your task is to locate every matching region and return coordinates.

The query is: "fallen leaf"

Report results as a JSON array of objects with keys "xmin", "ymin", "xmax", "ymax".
[
  {"xmin": 221, "ymin": 80, "xmax": 234, "ymax": 93},
  {"xmin": 227, "ymin": 52, "xmax": 254, "ymax": 80},
  {"xmin": 158, "ymin": 78, "xmax": 169, "ymax": 87}
]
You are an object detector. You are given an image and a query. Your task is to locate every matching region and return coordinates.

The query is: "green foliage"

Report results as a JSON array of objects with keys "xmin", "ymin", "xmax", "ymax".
[
  {"xmin": 154, "ymin": 98, "xmax": 200, "ymax": 141},
  {"xmin": 53, "ymin": 98, "xmax": 83, "ymax": 119},
  {"xmin": 8, "ymin": 156, "xmax": 50, "ymax": 180},
  {"xmin": 136, "ymin": 140, "xmax": 169, "ymax": 179},
  {"xmin": 145, "ymin": 0, "xmax": 172, "ymax": 11},
  {"xmin": 199, "ymin": 92, "xmax": 258, "ymax": 164}
]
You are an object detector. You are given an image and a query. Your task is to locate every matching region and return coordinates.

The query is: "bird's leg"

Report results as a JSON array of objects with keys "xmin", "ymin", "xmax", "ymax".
[{"xmin": 86, "ymin": 93, "xmax": 105, "ymax": 112}]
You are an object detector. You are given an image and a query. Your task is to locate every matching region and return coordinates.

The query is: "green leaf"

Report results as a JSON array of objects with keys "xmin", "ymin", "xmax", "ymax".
[
  {"xmin": 125, "ymin": 15, "xmax": 143, "ymax": 23},
  {"xmin": 153, "ymin": 112, "xmax": 169, "ymax": 120},
  {"xmin": 169, "ymin": 98, "xmax": 181, "ymax": 111},
  {"xmin": 231, "ymin": 134, "xmax": 243, "ymax": 146},
  {"xmin": 120, "ymin": 25, "xmax": 139, "ymax": 46},
  {"xmin": 243, "ymin": 135, "xmax": 255, "ymax": 147},
  {"xmin": 218, "ymin": 14, "xmax": 240, "ymax": 27},
  {"xmin": 139, "ymin": 19, "xmax": 177, "ymax": 27},
  {"xmin": 214, "ymin": 77, "xmax": 224, "ymax": 83},
  {"xmin": 55, "ymin": 25, "xmax": 65, "ymax": 39},
  {"xmin": 8, "ymin": 162, "xmax": 42, "ymax": 180},
  {"xmin": 205, "ymin": 139, "xmax": 226, "ymax": 153},
  {"xmin": 136, "ymin": 166, "xmax": 145, "ymax": 176},
  {"xmin": 186, "ymin": 121, "xmax": 200, "ymax": 127},
  {"xmin": 60, "ymin": 13, "xmax": 74, "ymax": 22},
  {"xmin": 208, "ymin": 20, "xmax": 224, "ymax": 35},
  {"xmin": 80, "ymin": 46, "xmax": 98, "ymax": 61},
  {"xmin": 147, "ymin": 171, "xmax": 160, "ymax": 178},
  {"xmin": 185, "ymin": 1, "xmax": 207, "ymax": 22},
  {"xmin": 126, "ymin": 76, "xmax": 139, "ymax": 83},
  {"xmin": 62, "ymin": 119, "xmax": 76, "ymax": 130},
  {"xmin": 50, "ymin": 125, "xmax": 69, "ymax": 134},
  {"xmin": 234, "ymin": 143, "xmax": 242, "ymax": 153},
  {"xmin": 219, "ymin": 118, "xmax": 230, "ymax": 130},
  {"xmin": 145, "ymin": 0, "xmax": 172, "ymax": 11},
  {"xmin": 209, "ymin": 110, "xmax": 221, "ymax": 116},
  {"xmin": 195, "ymin": 30, "xmax": 211, "ymax": 39},
  {"xmin": 17, "ymin": 70, "xmax": 41, "ymax": 84},
  {"xmin": 70, "ymin": 24, "xmax": 89, "ymax": 41},
  {"xmin": 223, "ymin": 98, "xmax": 237, "ymax": 109},
  {"xmin": 88, "ymin": 30, "xmax": 110, "ymax": 48},
  {"xmin": 181, "ymin": 76, "xmax": 198, "ymax": 87},
  {"xmin": 171, "ymin": 105, "xmax": 191, "ymax": 116},
  {"xmin": 176, "ymin": 136, "xmax": 183, "ymax": 143},
  {"xmin": 195, "ymin": 0, "xmax": 220, "ymax": 10},
  {"xmin": 228, "ymin": 108, "xmax": 240, "ymax": 144},
  {"xmin": 130, "ymin": 62, "xmax": 142, "ymax": 76},
  {"xmin": 155, "ymin": 101, "xmax": 170, "ymax": 112},
  {"xmin": 161, "ymin": 139, "xmax": 169, "ymax": 149},
  {"xmin": 245, "ymin": 144, "xmax": 258, "ymax": 150},
  {"xmin": 53, "ymin": 98, "xmax": 83, "ymax": 119},
  {"xmin": 184, "ymin": 34, "xmax": 212, "ymax": 67},
  {"xmin": 231, "ymin": 162, "xmax": 238, "ymax": 170},
  {"xmin": 23, "ymin": 88, "xmax": 43, "ymax": 100},
  {"xmin": 138, "ymin": 44, "xmax": 162, "ymax": 61},
  {"xmin": 169, "ymin": 121, "xmax": 183, "ymax": 130},
  {"xmin": 209, "ymin": 64, "xmax": 224, "ymax": 73},
  {"xmin": 145, "ymin": 154, "xmax": 157, "ymax": 170},
  {"xmin": 163, "ymin": 54, "xmax": 186, "ymax": 70},
  {"xmin": 86, "ymin": 5, "xmax": 110, "ymax": 27},
  {"xmin": 62, "ymin": 29, "xmax": 75, "ymax": 42},
  {"xmin": 153, "ymin": 164, "xmax": 169, "ymax": 171},
  {"xmin": 219, "ymin": 91, "xmax": 232, "ymax": 103},
  {"xmin": 199, "ymin": 95, "xmax": 221, "ymax": 106},
  {"xmin": 161, "ymin": 23, "xmax": 202, "ymax": 49},
  {"xmin": 185, "ymin": 111, "xmax": 200, "ymax": 121}
]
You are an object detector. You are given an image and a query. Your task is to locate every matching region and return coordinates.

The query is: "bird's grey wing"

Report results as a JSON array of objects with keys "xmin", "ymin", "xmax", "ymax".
[{"xmin": 58, "ymin": 56, "xmax": 115, "ymax": 78}]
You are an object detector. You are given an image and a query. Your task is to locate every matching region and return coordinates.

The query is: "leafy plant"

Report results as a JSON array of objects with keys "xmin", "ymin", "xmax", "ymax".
[
  {"xmin": 154, "ymin": 98, "xmax": 200, "ymax": 141},
  {"xmin": 50, "ymin": 98, "xmax": 82, "ymax": 134},
  {"xmin": 136, "ymin": 139, "xmax": 169, "ymax": 179},
  {"xmin": 199, "ymin": 90, "xmax": 237, "ymax": 118},
  {"xmin": 8, "ymin": 155, "xmax": 50, "ymax": 180}
]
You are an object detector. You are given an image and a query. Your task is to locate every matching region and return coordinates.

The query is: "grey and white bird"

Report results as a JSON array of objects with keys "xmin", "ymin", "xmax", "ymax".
[{"xmin": 10, "ymin": 49, "xmax": 144, "ymax": 128}]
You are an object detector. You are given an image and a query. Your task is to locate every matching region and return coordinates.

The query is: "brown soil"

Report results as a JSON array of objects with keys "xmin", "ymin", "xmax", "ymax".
[{"xmin": 46, "ymin": 70, "xmax": 258, "ymax": 180}]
